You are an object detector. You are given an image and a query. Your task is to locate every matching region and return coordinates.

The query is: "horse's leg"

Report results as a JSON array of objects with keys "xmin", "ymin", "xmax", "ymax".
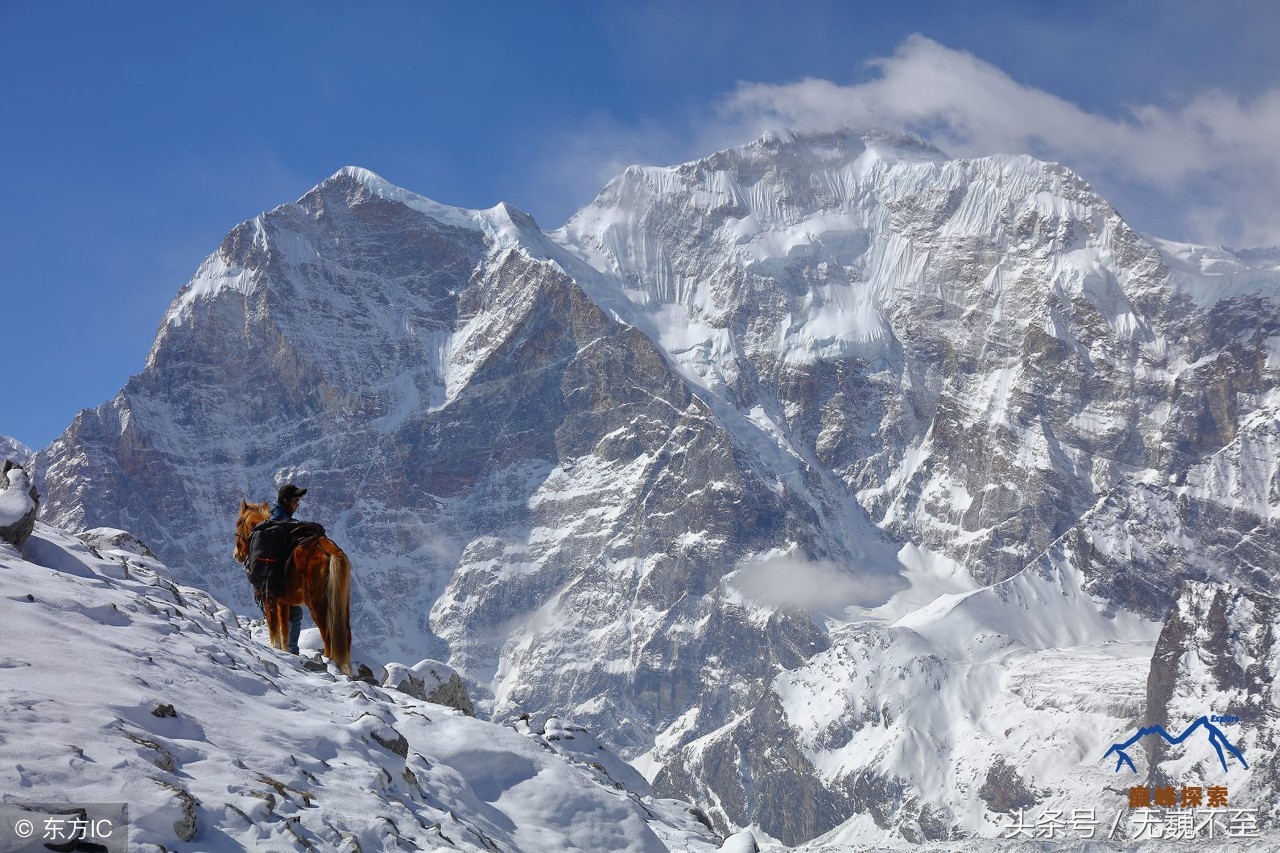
[
  {"xmin": 267, "ymin": 597, "xmax": 289, "ymax": 650},
  {"xmin": 274, "ymin": 598, "xmax": 289, "ymax": 650},
  {"xmin": 264, "ymin": 597, "xmax": 278, "ymax": 649}
]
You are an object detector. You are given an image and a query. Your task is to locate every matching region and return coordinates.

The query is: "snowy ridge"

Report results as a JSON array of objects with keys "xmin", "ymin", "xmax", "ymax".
[
  {"xmin": 0, "ymin": 522, "xmax": 723, "ymax": 852},
  {"xmin": 1181, "ymin": 398, "xmax": 1280, "ymax": 520},
  {"xmin": 0, "ymin": 435, "xmax": 34, "ymax": 468},
  {"xmin": 1149, "ymin": 236, "xmax": 1280, "ymax": 308},
  {"xmin": 555, "ymin": 129, "xmax": 1151, "ymax": 374},
  {"xmin": 329, "ymin": 166, "xmax": 485, "ymax": 232},
  {"xmin": 160, "ymin": 166, "xmax": 546, "ymax": 336}
]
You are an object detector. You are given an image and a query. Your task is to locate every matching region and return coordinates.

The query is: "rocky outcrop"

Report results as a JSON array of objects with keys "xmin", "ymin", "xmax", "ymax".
[
  {"xmin": 978, "ymin": 759, "xmax": 1038, "ymax": 813},
  {"xmin": 1144, "ymin": 582, "xmax": 1279, "ymax": 825},
  {"xmin": 383, "ymin": 659, "xmax": 475, "ymax": 716},
  {"xmin": 0, "ymin": 460, "xmax": 38, "ymax": 548},
  {"xmin": 77, "ymin": 527, "xmax": 157, "ymax": 558},
  {"xmin": 658, "ymin": 690, "xmax": 857, "ymax": 846}
]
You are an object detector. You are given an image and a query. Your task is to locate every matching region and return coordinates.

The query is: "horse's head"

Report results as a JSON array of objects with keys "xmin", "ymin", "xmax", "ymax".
[{"xmin": 233, "ymin": 499, "xmax": 272, "ymax": 563}]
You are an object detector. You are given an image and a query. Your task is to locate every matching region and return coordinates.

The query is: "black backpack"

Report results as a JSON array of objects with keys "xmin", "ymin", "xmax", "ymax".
[
  {"xmin": 245, "ymin": 519, "xmax": 326, "ymax": 599},
  {"xmin": 245, "ymin": 520, "xmax": 294, "ymax": 592}
]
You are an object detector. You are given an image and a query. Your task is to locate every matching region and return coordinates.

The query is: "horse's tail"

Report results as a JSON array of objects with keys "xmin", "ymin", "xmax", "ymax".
[{"xmin": 326, "ymin": 549, "xmax": 352, "ymax": 675}]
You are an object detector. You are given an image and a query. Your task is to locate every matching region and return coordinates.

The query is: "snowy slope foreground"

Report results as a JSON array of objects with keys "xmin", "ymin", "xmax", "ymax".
[
  {"xmin": 32, "ymin": 129, "xmax": 1280, "ymax": 846},
  {"xmin": 0, "ymin": 522, "xmax": 723, "ymax": 852}
]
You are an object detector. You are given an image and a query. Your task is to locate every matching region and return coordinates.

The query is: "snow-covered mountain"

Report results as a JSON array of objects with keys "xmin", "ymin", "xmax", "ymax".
[
  {"xmin": 0, "ymin": 521, "xmax": 724, "ymax": 851},
  {"xmin": 32, "ymin": 129, "xmax": 1280, "ymax": 846},
  {"xmin": 0, "ymin": 436, "xmax": 32, "ymax": 469}
]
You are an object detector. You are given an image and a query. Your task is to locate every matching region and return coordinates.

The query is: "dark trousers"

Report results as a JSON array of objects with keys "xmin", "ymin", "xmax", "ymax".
[{"xmin": 288, "ymin": 606, "xmax": 304, "ymax": 654}]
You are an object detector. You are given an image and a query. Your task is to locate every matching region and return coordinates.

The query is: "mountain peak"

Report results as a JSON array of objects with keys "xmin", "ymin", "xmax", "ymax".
[
  {"xmin": 331, "ymin": 164, "xmax": 388, "ymax": 187},
  {"xmin": 1, "ymin": 435, "xmax": 33, "ymax": 466},
  {"xmin": 307, "ymin": 165, "xmax": 481, "ymax": 232},
  {"xmin": 310, "ymin": 167, "xmax": 545, "ymax": 245}
]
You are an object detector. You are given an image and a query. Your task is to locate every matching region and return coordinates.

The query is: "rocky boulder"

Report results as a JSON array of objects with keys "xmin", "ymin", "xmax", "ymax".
[
  {"xmin": 383, "ymin": 659, "xmax": 475, "ymax": 716},
  {"xmin": 77, "ymin": 527, "xmax": 158, "ymax": 558},
  {"xmin": 0, "ymin": 460, "xmax": 38, "ymax": 548}
]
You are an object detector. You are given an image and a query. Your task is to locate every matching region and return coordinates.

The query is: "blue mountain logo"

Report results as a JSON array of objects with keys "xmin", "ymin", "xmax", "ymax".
[{"xmin": 1104, "ymin": 716, "xmax": 1248, "ymax": 773}]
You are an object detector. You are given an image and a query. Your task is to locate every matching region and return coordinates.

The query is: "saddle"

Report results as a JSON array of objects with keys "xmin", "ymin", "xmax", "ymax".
[{"xmin": 245, "ymin": 520, "xmax": 326, "ymax": 601}]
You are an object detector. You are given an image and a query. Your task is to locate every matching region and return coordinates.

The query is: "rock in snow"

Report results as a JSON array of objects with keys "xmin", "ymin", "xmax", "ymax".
[
  {"xmin": 383, "ymin": 659, "xmax": 476, "ymax": 716},
  {"xmin": 0, "ymin": 459, "xmax": 38, "ymax": 547},
  {"xmin": 30, "ymin": 128, "xmax": 1280, "ymax": 846}
]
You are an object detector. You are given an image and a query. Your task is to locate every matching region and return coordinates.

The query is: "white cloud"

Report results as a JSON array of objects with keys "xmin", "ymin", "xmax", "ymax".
[
  {"xmin": 730, "ymin": 551, "xmax": 905, "ymax": 613},
  {"xmin": 719, "ymin": 35, "xmax": 1280, "ymax": 247}
]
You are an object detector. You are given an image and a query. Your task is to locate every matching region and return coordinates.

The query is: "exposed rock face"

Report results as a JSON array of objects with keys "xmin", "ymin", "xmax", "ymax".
[
  {"xmin": 34, "ymin": 134, "xmax": 1280, "ymax": 844},
  {"xmin": 657, "ymin": 689, "xmax": 865, "ymax": 845},
  {"xmin": 1143, "ymin": 582, "xmax": 1279, "ymax": 826},
  {"xmin": 0, "ymin": 460, "xmax": 39, "ymax": 548},
  {"xmin": 423, "ymin": 671, "xmax": 476, "ymax": 717},
  {"xmin": 978, "ymin": 759, "xmax": 1037, "ymax": 814},
  {"xmin": 558, "ymin": 131, "xmax": 1279, "ymax": 599}
]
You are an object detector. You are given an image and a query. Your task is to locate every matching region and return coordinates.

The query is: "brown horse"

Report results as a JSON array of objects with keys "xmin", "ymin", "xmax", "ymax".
[{"xmin": 234, "ymin": 500, "xmax": 352, "ymax": 675}]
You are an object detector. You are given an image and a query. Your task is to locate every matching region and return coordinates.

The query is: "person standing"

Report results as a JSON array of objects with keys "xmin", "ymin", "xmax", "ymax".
[{"xmin": 269, "ymin": 483, "xmax": 308, "ymax": 655}]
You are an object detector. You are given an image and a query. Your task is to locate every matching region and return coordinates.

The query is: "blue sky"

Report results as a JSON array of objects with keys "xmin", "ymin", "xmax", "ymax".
[{"xmin": 3, "ymin": 1, "xmax": 1278, "ymax": 449}]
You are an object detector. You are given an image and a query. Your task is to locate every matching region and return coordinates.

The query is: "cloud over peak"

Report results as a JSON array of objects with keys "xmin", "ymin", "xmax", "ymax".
[{"xmin": 721, "ymin": 35, "xmax": 1280, "ymax": 248}]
